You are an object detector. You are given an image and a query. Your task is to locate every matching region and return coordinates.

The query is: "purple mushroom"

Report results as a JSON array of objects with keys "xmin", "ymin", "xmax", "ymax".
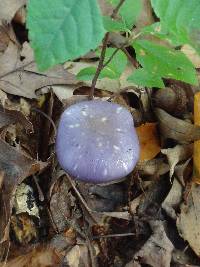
[{"xmin": 56, "ymin": 100, "xmax": 140, "ymax": 183}]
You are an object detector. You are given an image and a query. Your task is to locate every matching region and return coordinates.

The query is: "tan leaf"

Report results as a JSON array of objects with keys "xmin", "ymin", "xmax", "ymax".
[
  {"xmin": 136, "ymin": 123, "xmax": 161, "ymax": 161},
  {"xmin": 177, "ymin": 184, "xmax": 200, "ymax": 256},
  {"xmin": 161, "ymin": 144, "xmax": 193, "ymax": 178},
  {"xmin": 137, "ymin": 158, "xmax": 169, "ymax": 176},
  {"xmin": 0, "ymin": 0, "xmax": 26, "ymax": 25},
  {"xmin": 181, "ymin": 45, "xmax": 200, "ymax": 68}
]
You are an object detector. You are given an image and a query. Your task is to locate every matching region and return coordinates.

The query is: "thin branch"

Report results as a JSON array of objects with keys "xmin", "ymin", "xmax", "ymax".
[
  {"xmin": 89, "ymin": 0, "xmax": 126, "ymax": 100},
  {"xmin": 92, "ymin": 232, "xmax": 135, "ymax": 239}
]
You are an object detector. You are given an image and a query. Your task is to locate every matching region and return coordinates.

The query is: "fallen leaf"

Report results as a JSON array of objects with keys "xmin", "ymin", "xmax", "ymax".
[
  {"xmin": 65, "ymin": 245, "xmax": 90, "ymax": 267},
  {"xmin": 0, "ymin": 0, "xmax": 26, "ymax": 25},
  {"xmin": 177, "ymin": 184, "xmax": 200, "ymax": 257},
  {"xmin": 181, "ymin": 45, "xmax": 200, "ymax": 68},
  {"xmin": 161, "ymin": 144, "xmax": 193, "ymax": 178},
  {"xmin": 0, "ymin": 139, "xmax": 46, "ymax": 242},
  {"xmin": 136, "ymin": 122, "xmax": 161, "ymax": 161},
  {"xmin": 133, "ymin": 221, "xmax": 174, "ymax": 267},
  {"xmin": 155, "ymin": 108, "xmax": 200, "ymax": 142},
  {"xmin": 0, "ymin": 246, "xmax": 61, "ymax": 267},
  {"xmin": 0, "ymin": 106, "xmax": 33, "ymax": 132},
  {"xmin": 0, "ymin": 42, "xmax": 81, "ymax": 98}
]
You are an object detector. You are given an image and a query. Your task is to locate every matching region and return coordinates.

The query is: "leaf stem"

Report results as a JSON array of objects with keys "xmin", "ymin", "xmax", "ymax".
[{"xmin": 89, "ymin": 0, "xmax": 126, "ymax": 100}]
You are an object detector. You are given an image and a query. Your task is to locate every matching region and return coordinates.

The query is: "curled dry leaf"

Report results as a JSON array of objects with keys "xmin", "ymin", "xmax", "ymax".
[
  {"xmin": 155, "ymin": 108, "xmax": 200, "ymax": 142},
  {"xmin": 177, "ymin": 184, "xmax": 200, "ymax": 257},
  {"xmin": 0, "ymin": 139, "xmax": 46, "ymax": 242},
  {"xmin": 136, "ymin": 122, "xmax": 161, "ymax": 161},
  {"xmin": 0, "ymin": 246, "xmax": 61, "ymax": 267},
  {"xmin": 132, "ymin": 221, "xmax": 174, "ymax": 267},
  {"xmin": 161, "ymin": 144, "xmax": 193, "ymax": 178}
]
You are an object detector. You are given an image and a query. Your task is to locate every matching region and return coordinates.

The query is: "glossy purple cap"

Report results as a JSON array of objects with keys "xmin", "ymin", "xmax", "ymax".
[{"xmin": 56, "ymin": 100, "xmax": 140, "ymax": 183}]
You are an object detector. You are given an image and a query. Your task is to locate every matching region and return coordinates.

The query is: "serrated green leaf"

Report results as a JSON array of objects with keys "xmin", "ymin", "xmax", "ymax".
[
  {"xmin": 103, "ymin": 16, "xmax": 127, "ymax": 32},
  {"xmin": 109, "ymin": 0, "xmax": 142, "ymax": 29},
  {"xmin": 151, "ymin": 0, "xmax": 200, "ymax": 53},
  {"xmin": 133, "ymin": 39, "xmax": 198, "ymax": 86},
  {"xmin": 128, "ymin": 68, "xmax": 164, "ymax": 88},
  {"xmin": 27, "ymin": 0, "xmax": 105, "ymax": 71}
]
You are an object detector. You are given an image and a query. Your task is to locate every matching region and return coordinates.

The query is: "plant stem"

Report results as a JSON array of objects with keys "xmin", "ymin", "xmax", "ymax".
[{"xmin": 89, "ymin": 0, "xmax": 126, "ymax": 100}]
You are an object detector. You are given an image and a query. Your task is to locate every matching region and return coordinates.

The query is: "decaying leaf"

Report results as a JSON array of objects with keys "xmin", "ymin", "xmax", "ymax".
[
  {"xmin": 161, "ymin": 144, "xmax": 193, "ymax": 178},
  {"xmin": 177, "ymin": 184, "xmax": 200, "ymax": 257},
  {"xmin": 0, "ymin": 139, "xmax": 46, "ymax": 242},
  {"xmin": 0, "ymin": 246, "xmax": 61, "ymax": 267},
  {"xmin": 131, "ymin": 221, "xmax": 174, "ymax": 267},
  {"xmin": 136, "ymin": 122, "xmax": 161, "ymax": 161},
  {"xmin": 64, "ymin": 245, "xmax": 90, "ymax": 267},
  {"xmin": 155, "ymin": 108, "xmax": 200, "ymax": 142}
]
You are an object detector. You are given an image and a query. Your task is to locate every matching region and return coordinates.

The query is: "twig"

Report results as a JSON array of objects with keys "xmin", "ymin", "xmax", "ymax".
[
  {"xmin": 92, "ymin": 233, "xmax": 135, "ymax": 239},
  {"xmin": 89, "ymin": 0, "xmax": 126, "ymax": 100}
]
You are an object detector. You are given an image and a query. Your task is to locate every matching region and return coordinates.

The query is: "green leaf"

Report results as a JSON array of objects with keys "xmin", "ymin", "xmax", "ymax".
[
  {"xmin": 27, "ymin": 0, "xmax": 105, "ymax": 71},
  {"xmin": 133, "ymin": 39, "xmax": 198, "ymax": 86},
  {"xmin": 77, "ymin": 48, "xmax": 127, "ymax": 80},
  {"xmin": 76, "ymin": 67, "xmax": 97, "ymax": 81},
  {"xmin": 103, "ymin": 16, "xmax": 127, "ymax": 32},
  {"xmin": 151, "ymin": 0, "xmax": 200, "ymax": 53},
  {"xmin": 109, "ymin": 0, "xmax": 142, "ymax": 29},
  {"xmin": 128, "ymin": 68, "xmax": 165, "ymax": 88}
]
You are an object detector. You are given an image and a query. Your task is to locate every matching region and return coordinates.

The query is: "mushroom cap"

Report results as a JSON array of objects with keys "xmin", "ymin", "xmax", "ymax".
[{"xmin": 56, "ymin": 100, "xmax": 140, "ymax": 183}]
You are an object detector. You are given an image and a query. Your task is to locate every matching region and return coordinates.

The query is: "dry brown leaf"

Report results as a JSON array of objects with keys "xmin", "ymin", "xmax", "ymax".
[
  {"xmin": 161, "ymin": 144, "xmax": 193, "ymax": 178},
  {"xmin": 155, "ymin": 108, "xmax": 200, "ymax": 142},
  {"xmin": 0, "ymin": 247, "xmax": 61, "ymax": 267},
  {"xmin": 136, "ymin": 123, "xmax": 161, "ymax": 161},
  {"xmin": 133, "ymin": 221, "xmax": 174, "ymax": 267},
  {"xmin": 0, "ymin": 0, "xmax": 26, "ymax": 25},
  {"xmin": 181, "ymin": 45, "xmax": 200, "ymax": 68},
  {"xmin": 135, "ymin": 0, "xmax": 154, "ymax": 30},
  {"xmin": 0, "ymin": 106, "xmax": 33, "ymax": 132},
  {"xmin": 177, "ymin": 184, "xmax": 200, "ymax": 257},
  {"xmin": 0, "ymin": 139, "xmax": 46, "ymax": 242},
  {"xmin": 65, "ymin": 245, "xmax": 90, "ymax": 267},
  {"xmin": 0, "ymin": 43, "xmax": 81, "ymax": 98}
]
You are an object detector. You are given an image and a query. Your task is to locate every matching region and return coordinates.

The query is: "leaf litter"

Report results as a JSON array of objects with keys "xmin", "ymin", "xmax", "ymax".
[{"xmin": 1, "ymin": 1, "xmax": 200, "ymax": 267}]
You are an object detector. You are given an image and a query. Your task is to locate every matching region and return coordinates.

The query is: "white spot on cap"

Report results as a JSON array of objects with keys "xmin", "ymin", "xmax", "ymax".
[
  {"xmin": 65, "ymin": 111, "xmax": 71, "ymax": 115},
  {"xmin": 81, "ymin": 111, "xmax": 88, "ymax": 116},
  {"xmin": 103, "ymin": 169, "xmax": 108, "ymax": 176},
  {"xmin": 116, "ymin": 128, "xmax": 122, "ymax": 132},
  {"xmin": 123, "ymin": 162, "xmax": 128, "ymax": 171},
  {"xmin": 74, "ymin": 123, "xmax": 80, "ymax": 127},
  {"xmin": 73, "ymin": 164, "xmax": 78, "ymax": 170},
  {"xmin": 116, "ymin": 107, "xmax": 123, "ymax": 114},
  {"xmin": 98, "ymin": 142, "xmax": 103, "ymax": 147},
  {"xmin": 113, "ymin": 145, "xmax": 120, "ymax": 151},
  {"xmin": 69, "ymin": 125, "xmax": 75, "ymax": 128},
  {"xmin": 101, "ymin": 117, "xmax": 108, "ymax": 122}
]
